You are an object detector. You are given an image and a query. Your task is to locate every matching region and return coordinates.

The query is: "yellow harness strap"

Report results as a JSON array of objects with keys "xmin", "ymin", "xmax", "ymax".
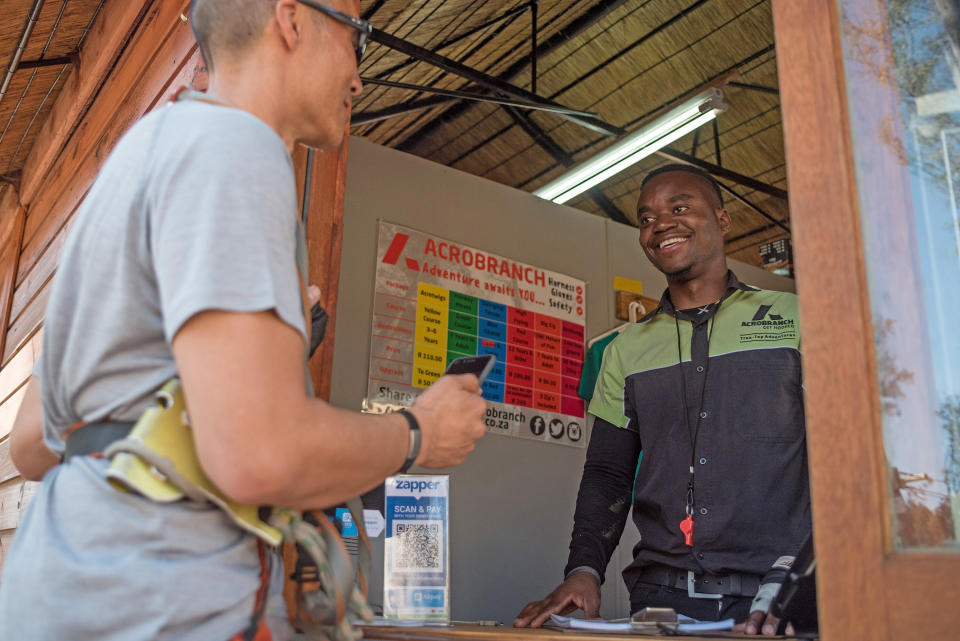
[{"xmin": 104, "ymin": 379, "xmax": 284, "ymax": 545}]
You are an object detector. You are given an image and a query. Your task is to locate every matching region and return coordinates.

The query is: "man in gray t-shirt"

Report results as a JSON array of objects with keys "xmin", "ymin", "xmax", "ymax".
[{"xmin": 0, "ymin": 1, "xmax": 488, "ymax": 639}]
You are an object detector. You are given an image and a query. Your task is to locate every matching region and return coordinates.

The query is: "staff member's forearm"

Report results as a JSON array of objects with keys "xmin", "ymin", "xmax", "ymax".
[
  {"xmin": 565, "ymin": 418, "xmax": 640, "ymax": 578},
  {"xmin": 10, "ymin": 377, "xmax": 60, "ymax": 481},
  {"xmin": 173, "ymin": 309, "xmax": 476, "ymax": 510}
]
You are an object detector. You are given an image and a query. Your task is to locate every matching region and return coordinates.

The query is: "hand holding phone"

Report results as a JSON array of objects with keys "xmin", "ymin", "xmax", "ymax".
[
  {"xmin": 409, "ymin": 356, "xmax": 491, "ymax": 469},
  {"xmin": 444, "ymin": 354, "xmax": 496, "ymax": 386}
]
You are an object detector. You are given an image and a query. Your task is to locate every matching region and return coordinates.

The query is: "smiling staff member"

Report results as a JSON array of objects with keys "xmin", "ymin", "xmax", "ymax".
[{"xmin": 515, "ymin": 165, "xmax": 810, "ymax": 635}]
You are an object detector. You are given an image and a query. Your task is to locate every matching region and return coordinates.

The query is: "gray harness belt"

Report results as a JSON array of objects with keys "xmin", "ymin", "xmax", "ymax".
[
  {"xmin": 63, "ymin": 422, "xmax": 135, "ymax": 462},
  {"xmin": 637, "ymin": 564, "xmax": 761, "ymax": 599}
]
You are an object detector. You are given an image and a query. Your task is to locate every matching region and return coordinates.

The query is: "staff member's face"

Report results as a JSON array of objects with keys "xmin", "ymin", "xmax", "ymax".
[
  {"xmin": 290, "ymin": 0, "xmax": 363, "ymax": 148},
  {"xmin": 636, "ymin": 171, "xmax": 730, "ymax": 282}
]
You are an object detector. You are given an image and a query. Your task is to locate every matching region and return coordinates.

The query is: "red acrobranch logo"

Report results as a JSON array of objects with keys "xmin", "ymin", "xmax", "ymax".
[{"xmin": 381, "ymin": 233, "xmax": 419, "ymax": 271}]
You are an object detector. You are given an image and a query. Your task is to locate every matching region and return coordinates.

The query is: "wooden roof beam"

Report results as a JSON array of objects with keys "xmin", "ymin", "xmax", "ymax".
[{"xmin": 16, "ymin": 56, "xmax": 73, "ymax": 70}]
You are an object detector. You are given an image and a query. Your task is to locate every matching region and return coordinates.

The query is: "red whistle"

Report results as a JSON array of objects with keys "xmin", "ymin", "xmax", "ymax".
[{"xmin": 679, "ymin": 515, "xmax": 694, "ymax": 546}]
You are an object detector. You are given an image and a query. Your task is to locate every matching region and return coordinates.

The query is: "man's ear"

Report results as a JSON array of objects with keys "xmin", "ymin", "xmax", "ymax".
[
  {"xmin": 273, "ymin": 0, "xmax": 302, "ymax": 51},
  {"xmin": 717, "ymin": 208, "xmax": 732, "ymax": 235}
]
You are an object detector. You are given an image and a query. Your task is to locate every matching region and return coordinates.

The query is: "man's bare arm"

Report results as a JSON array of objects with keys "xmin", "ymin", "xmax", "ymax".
[
  {"xmin": 172, "ymin": 310, "xmax": 487, "ymax": 510},
  {"xmin": 10, "ymin": 377, "xmax": 60, "ymax": 481}
]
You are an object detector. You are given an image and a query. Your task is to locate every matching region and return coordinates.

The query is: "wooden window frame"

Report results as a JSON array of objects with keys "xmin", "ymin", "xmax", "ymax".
[{"xmin": 773, "ymin": 2, "xmax": 960, "ymax": 640}]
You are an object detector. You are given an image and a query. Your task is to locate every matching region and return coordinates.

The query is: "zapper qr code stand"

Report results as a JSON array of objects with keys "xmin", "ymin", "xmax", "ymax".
[{"xmin": 384, "ymin": 475, "xmax": 451, "ymax": 622}]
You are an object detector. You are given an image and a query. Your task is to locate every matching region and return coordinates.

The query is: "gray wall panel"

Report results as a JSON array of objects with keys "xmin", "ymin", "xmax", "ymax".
[{"xmin": 330, "ymin": 138, "xmax": 793, "ymax": 624}]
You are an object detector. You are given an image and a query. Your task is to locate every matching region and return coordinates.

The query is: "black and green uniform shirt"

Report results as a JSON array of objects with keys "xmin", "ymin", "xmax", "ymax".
[{"xmin": 566, "ymin": 271, "xmax": 811, "ymax": 594}]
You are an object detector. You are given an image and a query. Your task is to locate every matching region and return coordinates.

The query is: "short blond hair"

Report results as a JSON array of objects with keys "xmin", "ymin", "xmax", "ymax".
[{"xmin": 189, "ymin": 0, "xmax": 278, "ymax": 71}]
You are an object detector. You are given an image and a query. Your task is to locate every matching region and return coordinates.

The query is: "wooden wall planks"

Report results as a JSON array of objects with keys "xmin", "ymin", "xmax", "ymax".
[
  {"xmin": 7, "ymin": 36, "xmax": 196, "ymax": 342},
  {"xmin": 0, "ymin": 188, "xmax": 21, "ymax": 250},
  {"xmin": 18, "ymin": 0, "xmax": 194, "ymax": 289},
  {"xmin": 6, "ymin": 0, "xmax": 195, "ymax": 367},
  {"xmin": 0, "ymin": 530, "xmax": 14, "ymax": 578},
  {"xmin": 0, "ymin": 331, "xmax": 40, "ymax": 408},
  {"xmin": 0, "ymin": 207, "xmax": 26, "ymax": 361},
  {"xmin": 0, "ymin": 438, "xmax": 17, "ymax": 484},
  {"xmin": 8, "ymin": 225, "xmax": 61, "ymax": 330},
  {"xmin": 18, "ymin": 0, "xmax": 156, "ymax": 206},
  {"xmin": 4, "ymin": 288, "xmax": 47, "ymax": 365},
  {"xmin": 0, "ymin": 189, "xmax": 25, "ymax": 362},
  {"xmin": 0, "ymin": 0, "xmax": 197, "ymax": 573},
  {"xmin": 0, "ymin": 387, "xmax": 27, "ymax": 442},
  {"xmin": 296, "ymin": 142, "xmax": 350, "ymax": 402},
  {"xmin": 0, "ymin": 478, "xmax": 37, "ymax": 531}
]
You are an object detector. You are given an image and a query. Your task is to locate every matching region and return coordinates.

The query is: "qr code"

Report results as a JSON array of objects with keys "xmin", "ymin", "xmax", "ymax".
[{"xmin": 392, "ymin": 520, "xmax": 443, "ymax": 571}]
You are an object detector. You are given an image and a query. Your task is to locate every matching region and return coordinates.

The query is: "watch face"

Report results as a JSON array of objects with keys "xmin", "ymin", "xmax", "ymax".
[{"xmin": 549, "ymin": 419, "xmax": 565, "ymax": 439}]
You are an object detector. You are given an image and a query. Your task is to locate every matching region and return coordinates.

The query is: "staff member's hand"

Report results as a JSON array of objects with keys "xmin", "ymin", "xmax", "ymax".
[
  {"xmin": 732, "ymin": 611, "xmax": 794, "ymax": 636},
  {"xmin": 733, "ymin": 554, "xmax": 796, "ymax": 635},
  {"xmin": 513, "ymin": 572, "xmax": 601, "ymax": 628}
]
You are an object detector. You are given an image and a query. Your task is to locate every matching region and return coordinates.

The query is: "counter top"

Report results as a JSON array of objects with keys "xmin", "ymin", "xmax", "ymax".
[{"xmin": 360, "ymin": 623, "xmax": 783, "ymax": 641}]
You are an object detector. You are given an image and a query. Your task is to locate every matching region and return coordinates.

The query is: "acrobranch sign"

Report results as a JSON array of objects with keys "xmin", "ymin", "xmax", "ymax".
[{"xmin": 363, "ymin": 221, "xmax": 587, "ymax": 448}]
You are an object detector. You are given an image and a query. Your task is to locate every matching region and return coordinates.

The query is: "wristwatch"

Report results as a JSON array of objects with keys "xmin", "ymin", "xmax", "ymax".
[{"xmin": 397, "ymin": 409, "xmax": 421, "ymax": 474}]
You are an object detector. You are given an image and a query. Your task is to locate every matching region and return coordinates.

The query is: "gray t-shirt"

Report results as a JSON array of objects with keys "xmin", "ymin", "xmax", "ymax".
[{"xmin": 0, "ymin": 99, "xmax": 307, "ymax": 639}]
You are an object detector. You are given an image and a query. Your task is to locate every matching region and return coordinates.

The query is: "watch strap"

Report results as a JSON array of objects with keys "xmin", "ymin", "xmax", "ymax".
[{"xmin": 397, "ymin": 409, "xmax": 421, "ymax": 474}]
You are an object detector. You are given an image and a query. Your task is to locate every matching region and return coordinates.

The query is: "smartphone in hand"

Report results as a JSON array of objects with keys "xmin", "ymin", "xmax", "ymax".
[{"xmin": 444, "ymin": 354, "xmax": 496, "ymax": 386}]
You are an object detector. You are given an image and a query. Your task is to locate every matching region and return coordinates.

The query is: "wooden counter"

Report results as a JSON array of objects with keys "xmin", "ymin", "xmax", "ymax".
[{"xmin": 361, "ymin": 623, "xmax": 780, "ymax": 641}]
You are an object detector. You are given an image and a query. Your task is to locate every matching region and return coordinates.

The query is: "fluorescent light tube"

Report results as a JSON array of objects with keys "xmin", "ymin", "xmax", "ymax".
[
  {"xmin": 549, "ymin": 111, "xmax": 718, "ymax": 204},
  {"xmin": 533, "ymin": 88, "xmax": 727, "ymax": 204}
]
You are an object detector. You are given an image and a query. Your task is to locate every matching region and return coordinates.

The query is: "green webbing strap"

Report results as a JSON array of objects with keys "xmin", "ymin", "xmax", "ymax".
[
  {"xmin": 290, "ymin": 162, "xmax": 373, "ymax": 639},
  {"xmin": 270, "ymin": 502, "xmax": 374, "ymax": 641},
  {"xmin": 103, "ymin": 382, "xmax": 374, "ymax": 641}
]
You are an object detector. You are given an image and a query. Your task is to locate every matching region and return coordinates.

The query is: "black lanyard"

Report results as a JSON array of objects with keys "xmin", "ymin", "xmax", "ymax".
[{"xmin": 673, "ymin": 298, "xmax": 722, "ymax": 546}]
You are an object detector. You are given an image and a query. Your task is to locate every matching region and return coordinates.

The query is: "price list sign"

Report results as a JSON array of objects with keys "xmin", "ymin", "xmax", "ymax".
[{"xmin": 364, "ymin": 222, "xmax": 587, "ymax": 448}]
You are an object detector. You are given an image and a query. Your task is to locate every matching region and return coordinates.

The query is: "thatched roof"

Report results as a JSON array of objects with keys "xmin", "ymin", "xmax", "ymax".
[
  {"xmin": 353, "ymin": 0, "xmax": 789, "ymax": 268},
  {"xmin": 0, "ymin": 0, "xmax": 789, "ymax": 268}
]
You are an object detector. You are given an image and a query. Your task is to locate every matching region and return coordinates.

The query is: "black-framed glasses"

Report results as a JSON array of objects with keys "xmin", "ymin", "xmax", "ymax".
[{"xmin": 297, "ymin": 0, "xmax": 372, "ymax": 65}]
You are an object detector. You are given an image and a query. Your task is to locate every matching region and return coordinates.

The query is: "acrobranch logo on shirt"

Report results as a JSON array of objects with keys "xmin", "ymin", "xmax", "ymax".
[
  {"xmin": 741, "ymin": 305, "xmax": 795, "ymax": 328},
  {"xmin": 739, "ymin": 304, "xmax": 798, "ymax": 343}
]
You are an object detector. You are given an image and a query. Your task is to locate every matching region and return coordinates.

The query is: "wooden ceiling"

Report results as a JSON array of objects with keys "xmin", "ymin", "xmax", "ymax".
[
  {"xmin": 0, "ymin": 0, "xmax": 790, "ymax": 269},
  {"xmin": 0, "ymin": 0, "xmax": 103, "ymax": 183}
]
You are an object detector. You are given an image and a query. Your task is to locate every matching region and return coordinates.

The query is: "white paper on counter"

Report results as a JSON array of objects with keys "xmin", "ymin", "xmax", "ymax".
[{"xmin": 547, "ymin": 613, "xmax": 735, "ymax": 634}]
